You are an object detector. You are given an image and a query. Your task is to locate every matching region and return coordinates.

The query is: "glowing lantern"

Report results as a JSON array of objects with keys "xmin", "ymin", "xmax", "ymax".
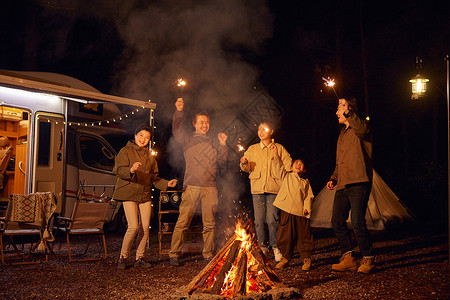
[
  {"xmin": 409, "ymin": 57, "xmax": 429, "ymax": 100},
  {"xmin": 409, "ymin": 74, "xmax": 429, "ymax": 99}
]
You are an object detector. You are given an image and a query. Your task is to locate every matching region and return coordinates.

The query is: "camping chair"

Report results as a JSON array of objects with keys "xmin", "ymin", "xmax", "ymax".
[
  {"xmin": 0, "ymin": 137, "xmax": 13, "ymax": 190},
  {"xmin": 0, "ymin": 192, "xmax": 56, "ymax": 265},
  {"xmin": 56, "ymin": 201, "xmax": 108, "ymax": 261}
]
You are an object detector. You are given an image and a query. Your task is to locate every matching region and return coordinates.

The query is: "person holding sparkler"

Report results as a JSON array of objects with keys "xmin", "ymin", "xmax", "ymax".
[
  {"xmin": 240, "ymin": 122, "xmax": 292, "ymax": 262},
  {"xmin": 114, "ymin": 124, "xmax": 178, "ymax": 270},
  {"xmin": 169, "ymin": 98, "xmax": 228, "ymax": 266},
  {"xmin": 326, "ymin": 97, "xmax": 375, "ymax": 274}
]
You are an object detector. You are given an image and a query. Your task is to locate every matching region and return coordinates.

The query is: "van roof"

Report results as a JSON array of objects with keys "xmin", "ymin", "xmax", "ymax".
[{"xmin": 0, "ymin": 70, "xmax": 156, "ymax": 109}]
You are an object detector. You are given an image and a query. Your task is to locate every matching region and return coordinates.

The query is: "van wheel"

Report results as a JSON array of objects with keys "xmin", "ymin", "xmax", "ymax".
[{"xmin": 115, "ymin": 206, "xmax": 128, "ymax": 234}]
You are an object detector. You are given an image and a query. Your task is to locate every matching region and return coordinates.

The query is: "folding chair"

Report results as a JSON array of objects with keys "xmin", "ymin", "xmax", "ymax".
[
  {"xmin": 56, "ymin": 201, "xmax": 108, "ymax": 261},
  {"xmin": 0, "ymin": 192, "xmax": 56, "ymax": 265}
]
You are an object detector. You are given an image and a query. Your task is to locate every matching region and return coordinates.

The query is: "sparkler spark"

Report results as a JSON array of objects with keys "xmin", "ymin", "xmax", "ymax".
[
  {"xmin": 237, "ymin": 137, "xmax": 246, "ymax": 152},
  {"xmin": 177, "ymin": 78, "xmax": 187, "ymax": 87},
  {"xmin": 322, "ymin": 76, "xmax": 339, "ymax": 99},
  {"xmin": 151, "ymin": 149, "xmax": 158, "ymax": 156}
]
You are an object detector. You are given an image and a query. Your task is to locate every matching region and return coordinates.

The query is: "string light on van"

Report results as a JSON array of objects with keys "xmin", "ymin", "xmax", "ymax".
[{"xmin": 61, "ymin": 107, "xmax": 147, "ymax": 128}]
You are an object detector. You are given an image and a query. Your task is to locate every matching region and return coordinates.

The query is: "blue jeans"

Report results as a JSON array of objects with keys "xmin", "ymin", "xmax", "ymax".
[
  {"xmin": 252, "ymin": 193, "xmax": 279, "ymax": 249},
  {"xmin": 331, "ymin": 182, "xmax": 373, "ymax": 257}
]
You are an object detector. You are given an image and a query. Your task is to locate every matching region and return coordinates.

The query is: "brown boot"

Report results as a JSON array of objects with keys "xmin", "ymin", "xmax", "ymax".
[
  {"xmin": 275, "ymin": 257, "xmax": 289, "ymax": 269},
  {"xmin": 301, "ymin": 257, "xmax": 311, "ymax": 271},
  {"xmin": 332, "ymin": 252, "xmax": 357, "ymax": 271},
  {"xmin": 358, "ymin": 257, "xmax": 375, "ymax": 273}
]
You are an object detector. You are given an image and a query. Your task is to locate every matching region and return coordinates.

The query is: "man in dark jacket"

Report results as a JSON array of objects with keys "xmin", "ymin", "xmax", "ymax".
[
  {"xmin": 326, "ymin": 97, "xmax": 374, "ymax": 274},
  {"xmin": 169, "ymin": 98, "xmax": 228, "ymax": 266}
]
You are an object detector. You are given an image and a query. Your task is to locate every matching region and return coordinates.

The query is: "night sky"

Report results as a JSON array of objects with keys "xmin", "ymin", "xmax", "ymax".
[{"xmin": 1, "ymin": 0, "xmax": 449, "ymax": 221}]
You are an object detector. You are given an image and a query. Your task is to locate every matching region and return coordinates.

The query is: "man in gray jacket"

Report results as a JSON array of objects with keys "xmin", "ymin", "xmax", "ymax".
[
  {"xmin": 169, "ymin": 98, "xmax": 228, "ymax": 266},
  {"xmin": 326, "ymin": 97, "xmax": 374, "ymax": 274}
]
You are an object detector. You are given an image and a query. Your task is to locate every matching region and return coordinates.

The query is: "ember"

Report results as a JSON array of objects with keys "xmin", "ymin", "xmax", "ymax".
[{"xmin": 184, "ymin": 220, "xmax": 286, "ymax": 297}]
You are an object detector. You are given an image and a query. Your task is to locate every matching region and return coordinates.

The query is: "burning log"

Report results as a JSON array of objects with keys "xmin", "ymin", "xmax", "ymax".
[
  {"xmin": 210, "ymin": 240, "xmax": 242, "ymax": 294},
  {"xmin": 184, "ymin": 219, "xmax": 286, "ymax": 297},
  {"xmin": 231, "ymin": 249, "xmax": 247, "ymax": 296}
]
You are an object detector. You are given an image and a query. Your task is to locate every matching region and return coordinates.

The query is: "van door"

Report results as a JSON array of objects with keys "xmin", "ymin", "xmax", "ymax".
[{"xmin": 32, "ymin": 112, "xmax": 65, "ymax": 213}]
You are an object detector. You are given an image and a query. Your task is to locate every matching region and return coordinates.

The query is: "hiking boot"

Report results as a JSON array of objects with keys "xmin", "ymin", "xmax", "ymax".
[
  {"xmin": 273, "ymin": 247, "xmax": 283, "ymax": 262},
  {"xmin": 358, "ymin": 257, "xmax": 375, "ymax": 274},
  {"xmin": 170, "ymin": 257, "xmax": 181, "ymax": 267},
  {"xmin": 275, "ymin": 257, "xmax": 289, "ymax": 269},
  {"xmin": 117, "ymin": 257, "xmax": 127, "ymax": 270},
  {"xmin": 332, "ymin": 252, "xmax": 357, "ymax": 271},
  {"xmin": 302, "ymin": 257, "xmax": 312, "ymax": 271},
  {"xmin": 134, "ymin": 258, "xmax": 153, "ymax": 268}
]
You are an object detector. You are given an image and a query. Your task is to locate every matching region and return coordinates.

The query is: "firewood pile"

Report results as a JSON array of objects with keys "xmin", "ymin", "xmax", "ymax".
[{"xmin": 184, "ymin": 220, "xmax": 287, "ymax": 297}]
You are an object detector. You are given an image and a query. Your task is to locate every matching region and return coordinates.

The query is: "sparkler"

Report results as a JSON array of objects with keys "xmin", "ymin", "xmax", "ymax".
[
  {"xmin": 322, "ymin": 76, "xmax": 339, "ymax": 99},
  {"xmin": 237, "ymin": 138, "xmax": 245, "ymax": 152},
  {"xmin": 150, "ymin": 149, "xmax": 158, "ymax": 156},
  {"xmin": 176, "ymin": 78, "xmax": 186, "ymax": 87},
  {"xmin": 176, "ymin": 78, "xmax": 187, "ymax": 97}
]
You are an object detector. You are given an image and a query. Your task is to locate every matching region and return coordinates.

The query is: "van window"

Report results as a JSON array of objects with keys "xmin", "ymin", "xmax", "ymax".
[
  {"xmin": 38, "ymin": 122, "xmax": 51, "ymax": 166},
  {"xmin": 79, "ymin": 136, "xmax": 115, "ymax": 171}
]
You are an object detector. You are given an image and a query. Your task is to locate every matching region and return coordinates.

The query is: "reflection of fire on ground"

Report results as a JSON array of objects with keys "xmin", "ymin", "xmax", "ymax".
[{"xmin": 184, "ymin": 219, "xmax": 286, "ymax": 297}]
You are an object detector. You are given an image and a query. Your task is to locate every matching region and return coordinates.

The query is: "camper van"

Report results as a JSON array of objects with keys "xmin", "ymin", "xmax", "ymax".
[{"xmin": 0, "ymin": 70, "xmax": 156, "ymax": 232}]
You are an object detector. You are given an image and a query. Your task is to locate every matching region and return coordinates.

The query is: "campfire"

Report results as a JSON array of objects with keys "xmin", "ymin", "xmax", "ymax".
[{"xmin": 184, "ymin": 220, "xmax": 286, "ymax": 297}]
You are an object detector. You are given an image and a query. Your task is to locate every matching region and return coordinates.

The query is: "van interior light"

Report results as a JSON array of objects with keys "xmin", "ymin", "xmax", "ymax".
[
  {"xmin": 60, "ymin": 96, "xmax": 88, "ymax": 104},
  {"xmin": 0, "ymin": 85, "xmax": 60, "ymax": 103}
]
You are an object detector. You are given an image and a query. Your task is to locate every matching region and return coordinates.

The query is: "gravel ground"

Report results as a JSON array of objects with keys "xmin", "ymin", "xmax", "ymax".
[{"xmin": 0, "ymin": 223, "xmax": 448, "ymax": 299}]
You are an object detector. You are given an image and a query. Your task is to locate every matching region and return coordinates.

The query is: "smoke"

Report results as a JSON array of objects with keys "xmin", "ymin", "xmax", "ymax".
[{"xmin": 111, "ymin": 0, "xmax": 273, "ymax": 124}]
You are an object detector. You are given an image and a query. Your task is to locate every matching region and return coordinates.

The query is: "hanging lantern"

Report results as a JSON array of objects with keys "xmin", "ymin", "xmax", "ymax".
[
  {"xmin": 409, "ymin": 57, "xmax": 430, "ymax": 100},
  {"xmin": 409, "ymin": 74, "xmax": 429, "ymax": 99}
]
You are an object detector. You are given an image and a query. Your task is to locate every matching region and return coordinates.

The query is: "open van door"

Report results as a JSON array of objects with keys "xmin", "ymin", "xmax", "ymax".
[{"xmin": 32, "ymin": 112, "xmax": 65, "ymax": 213}]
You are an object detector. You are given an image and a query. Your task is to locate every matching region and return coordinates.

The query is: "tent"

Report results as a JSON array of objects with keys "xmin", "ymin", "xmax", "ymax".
[{"xmin": 310, "ymin": 170, "xmax": 415, "ymax": 230}]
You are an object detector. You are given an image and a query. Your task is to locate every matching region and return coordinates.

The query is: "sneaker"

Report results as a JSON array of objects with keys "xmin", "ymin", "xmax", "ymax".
[
  {"xmin": 275, "ymin": 257, "xmax": 289, "ymax": 269},
  {"xmin": 273, "ymin": 247, "xmax": 283, "ymax": 262},
  {"xmin": 170, "ymin": 257, "xmax": 181, "ymax": 267},
  {"xmin": 134, "ymin": 258, "xmax": 153, "ymax": 268},
  {"xmin": 358, "ymin": 257, "xmax": 375, "ymax": 274},
  {"xmin": 332, "ymin": 252, "xmax": 357, "ymax": 271},
  {"xmin": 117, "ymin": 257, "xmax": 127, "ymax": 270},
  {"xmin": 302, "ymin": 257, "xmax": 311, "ymax": 271}
]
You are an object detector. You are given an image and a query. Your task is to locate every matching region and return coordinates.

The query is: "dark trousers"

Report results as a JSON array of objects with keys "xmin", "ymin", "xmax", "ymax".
[
  {"xmin": 331, "ymin": 182, "xmax": 373, "ymax": 257},
  {"xmin": 276, "ymin": 210, "xmax": 314, "ymax": 260}
]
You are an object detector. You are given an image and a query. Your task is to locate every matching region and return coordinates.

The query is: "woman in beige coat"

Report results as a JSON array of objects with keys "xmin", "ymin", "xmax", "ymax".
[{"xmin": 113, "ymin": 124, "xmax": 177, "ymax": 270}]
